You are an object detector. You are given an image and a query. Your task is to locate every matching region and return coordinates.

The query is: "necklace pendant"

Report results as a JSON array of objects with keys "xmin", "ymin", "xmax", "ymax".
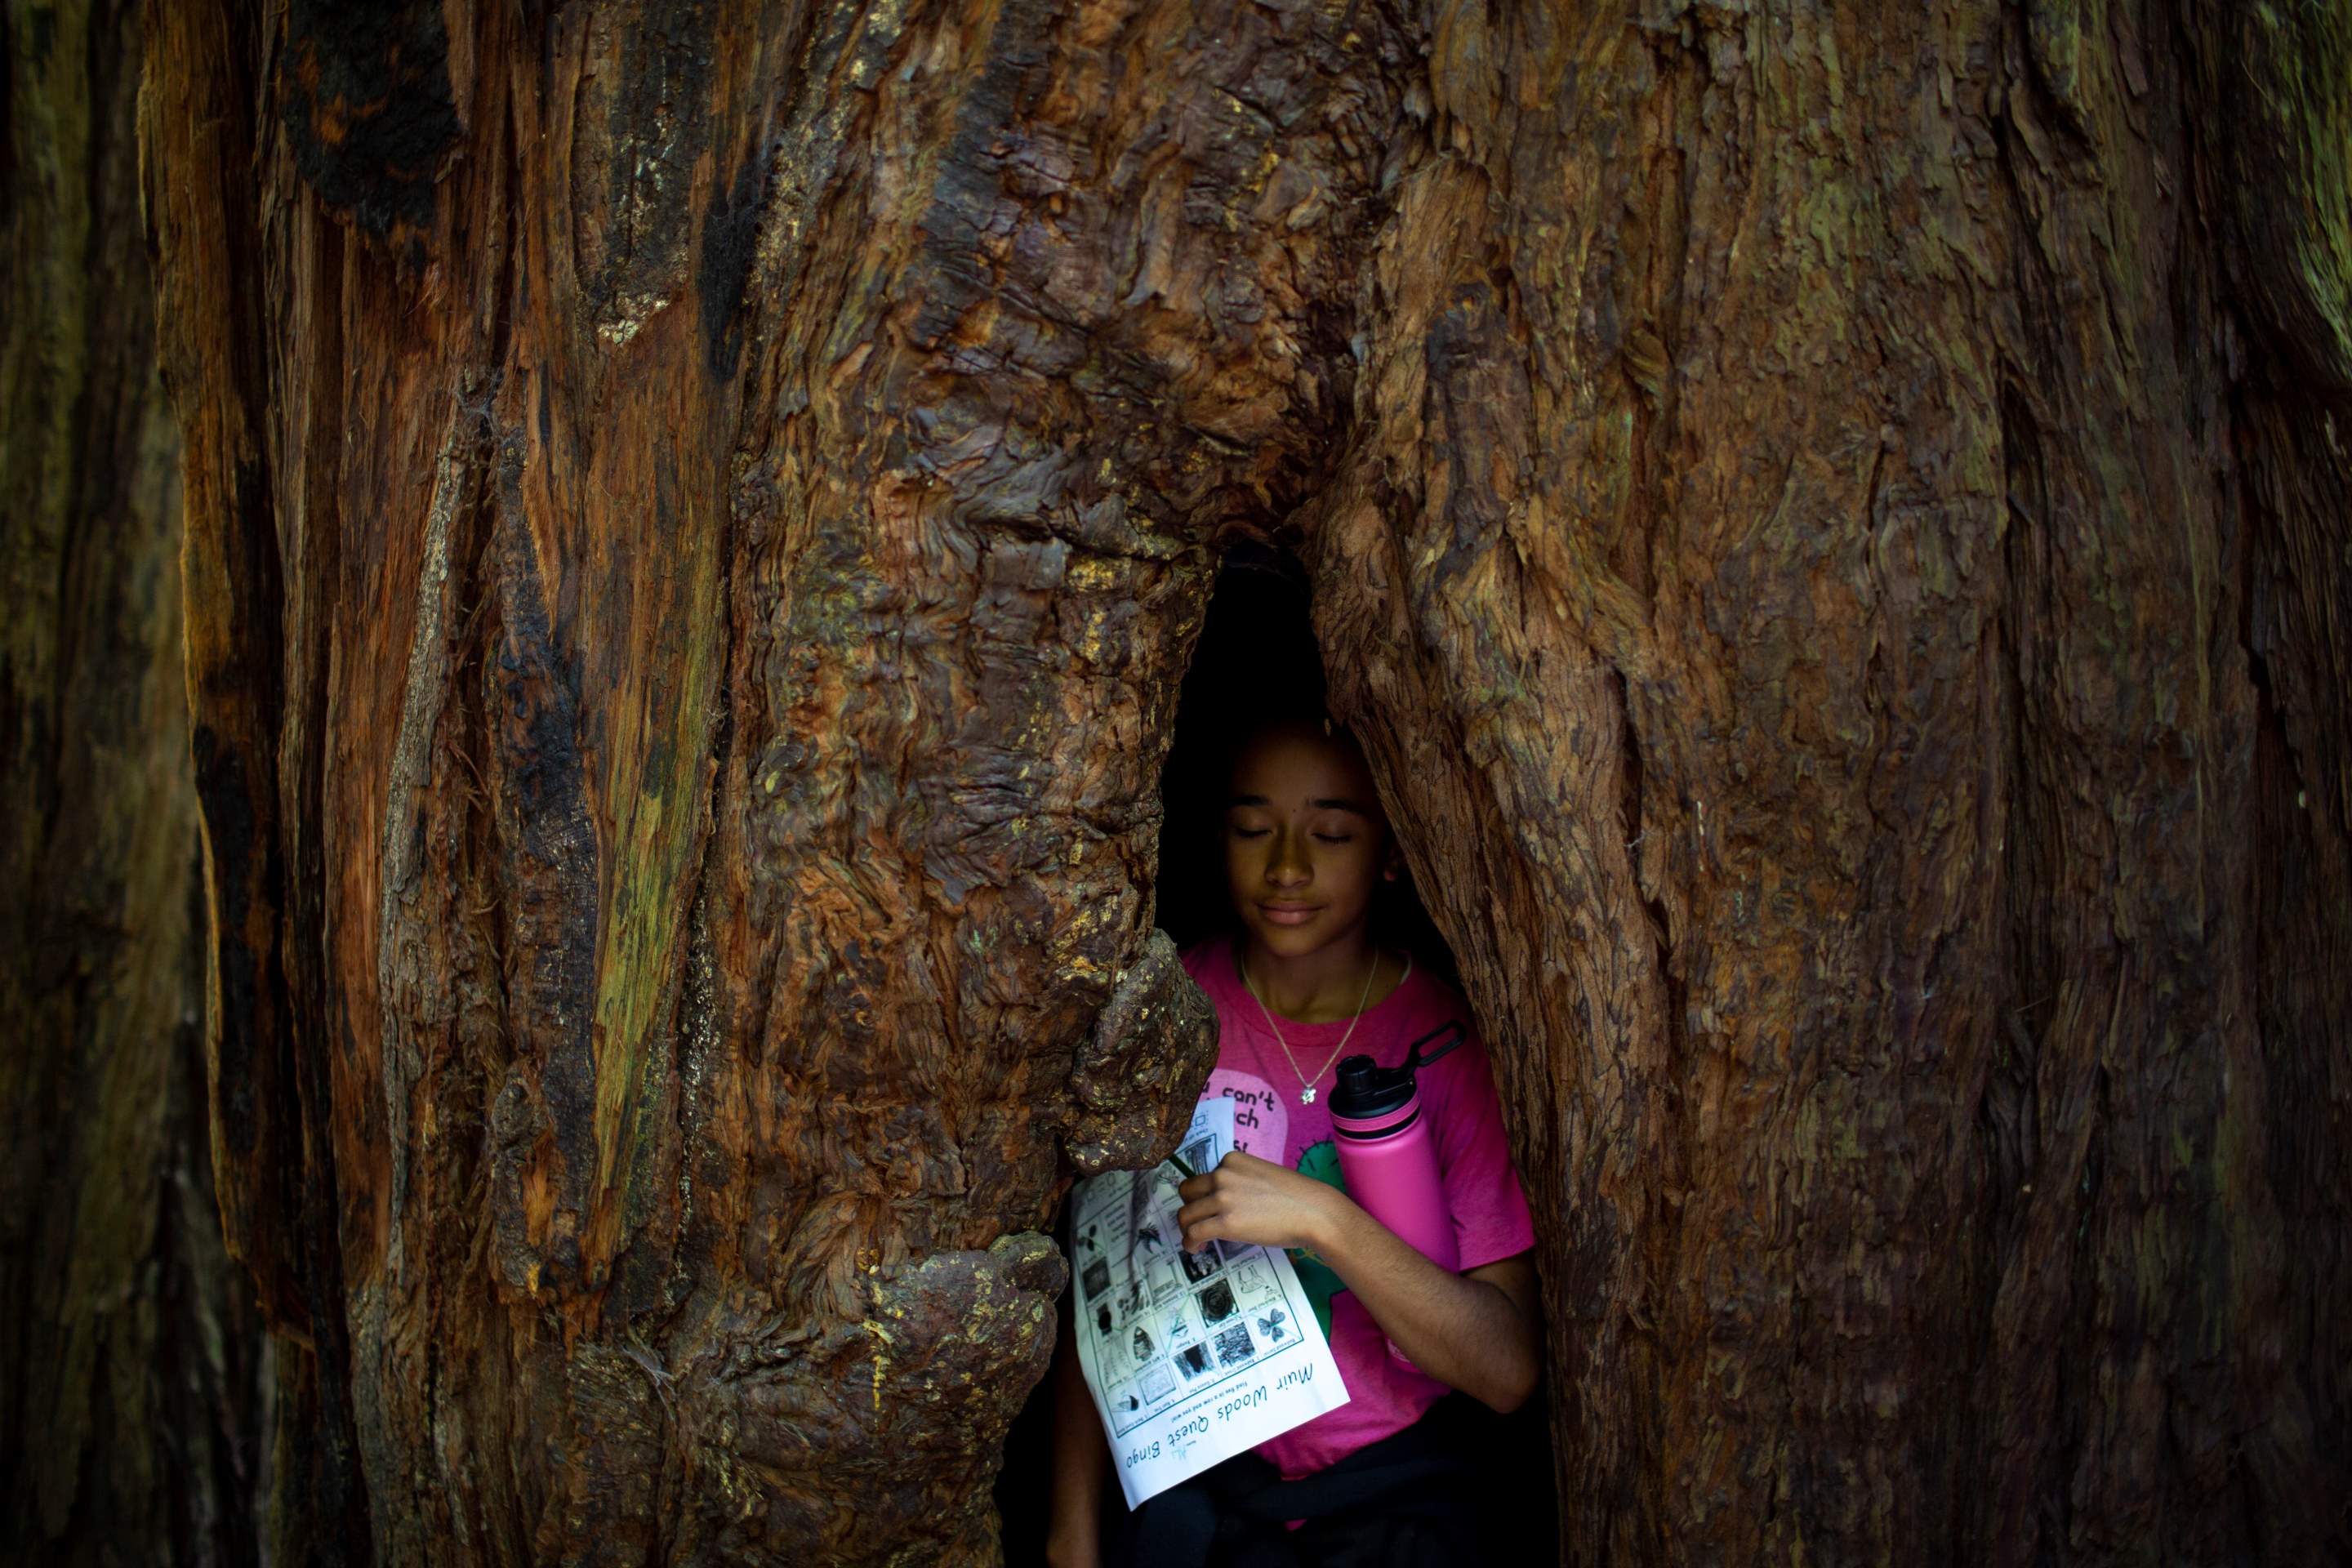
[{"xmin": 1300, "ymin": 1087, "xmax": 1316, "ymax": 1105}]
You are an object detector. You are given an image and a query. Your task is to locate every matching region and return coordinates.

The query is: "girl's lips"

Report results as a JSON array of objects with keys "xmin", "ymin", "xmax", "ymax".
[{"xmin": 1258, "ymin": 903, "xmax": 1320, "ymax": 927}]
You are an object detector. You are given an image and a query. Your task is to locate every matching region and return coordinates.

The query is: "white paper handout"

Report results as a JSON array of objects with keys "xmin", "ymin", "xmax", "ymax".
[{"xmin": 1068, "ymin": 1098, "xmax": 1351, "ymax": 1508}]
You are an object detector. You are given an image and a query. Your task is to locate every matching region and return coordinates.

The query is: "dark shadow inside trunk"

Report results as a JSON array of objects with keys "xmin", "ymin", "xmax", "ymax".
[
  {"xmin": 1150, "ymin": 545, "xmax": 1457, "ymax": 980},
  {"xmin": 997, "ymin": 546, "xmax": 1555, "ymax": 1559}
]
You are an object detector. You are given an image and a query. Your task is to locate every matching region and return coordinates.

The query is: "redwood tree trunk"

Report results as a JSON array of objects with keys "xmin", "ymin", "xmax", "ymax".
[
  {"xmin": 1307, "ymin": 5, "xmax": 2350, "ymax": 1561},
  {"xmin": 2, "ymin": 0, "xmax": 262, "ymax": 1561},
  {"xmin": 140, "ymin": 2, "xmax": 2346, "ymax": 1565}
]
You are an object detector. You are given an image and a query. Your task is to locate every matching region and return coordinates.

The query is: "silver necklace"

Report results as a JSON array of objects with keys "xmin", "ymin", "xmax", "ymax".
[{"xmin": 1241, "ymin": 949, "xmax": 1381, "ymax": 1105}]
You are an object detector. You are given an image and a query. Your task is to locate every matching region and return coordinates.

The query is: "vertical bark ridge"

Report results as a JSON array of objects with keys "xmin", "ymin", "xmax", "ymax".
[
  {"xmin": 1311, "ymin": 129, "xmax": 1679, "ymax": 1560},
  {"xmin": 1986, "ymin": 2, "xmax": 2321, "ymax": 1557},
  {"xmin": 1323, "ymin": 2, "xmax": 2017, "ymax": 1558},
  {"xmin": 143, "ymin": 0, "xmax": 310, "ymax": 1331},
  {"xmin": 2189, "ymin": 0, "xmax": 2352, "ymax": 1535},
  {"xmin": 3, "ymin": 0, "xmax": 263, "ymax": 1559}
]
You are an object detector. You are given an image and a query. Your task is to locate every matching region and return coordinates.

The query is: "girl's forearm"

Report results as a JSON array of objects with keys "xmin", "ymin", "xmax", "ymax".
[
  {"xmin": 1047, "ymin": 1316, "xmax": 1110, "ymax": 1567},
  {"xmin": 1307, "ymin": 1198, "xmax": 1540, "ymax": 1413}
]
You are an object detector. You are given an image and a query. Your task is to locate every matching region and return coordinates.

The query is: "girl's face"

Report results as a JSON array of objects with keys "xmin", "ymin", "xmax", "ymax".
[{"xmin": 1223, "ymin": 725, "xmax": 1398, "ymax": 962}]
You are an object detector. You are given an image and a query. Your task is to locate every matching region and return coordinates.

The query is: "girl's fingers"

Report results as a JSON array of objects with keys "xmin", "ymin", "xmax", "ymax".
[
  {"xmin": 1178, "ymin": 1213, "xmax": 1227, "ymax": 1251},
  {"xmin": 1182, "ymin": 1155, "xmax": 1258, "ymax": 1200},
  {"xmin": 1176, "ymin": 1155, "xmax": 1316, "ymax": 1250},
  {"xmin": 1175, "ymin": 1195, "xmax": 1224, "ymax": 1236}
]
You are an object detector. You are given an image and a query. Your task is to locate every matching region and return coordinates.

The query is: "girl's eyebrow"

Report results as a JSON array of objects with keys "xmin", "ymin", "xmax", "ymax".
[{"xmin": 1227, "ymin": 792, "xmax": 1370, "ymax": 815}]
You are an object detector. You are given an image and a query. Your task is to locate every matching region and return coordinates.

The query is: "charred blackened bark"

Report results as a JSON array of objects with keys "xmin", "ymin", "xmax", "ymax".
[
  {"xmin": 142, "ymin": 0, "xmax": 2345, "ymax": 1564},
  {"xmin": 1, "ymin": 1, "xmax": 263, "ymax": 1561}
]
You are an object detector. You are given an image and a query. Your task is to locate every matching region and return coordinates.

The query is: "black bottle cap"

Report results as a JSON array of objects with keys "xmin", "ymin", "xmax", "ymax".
[
  {"xmin": 1326, "ymin": 1022, "xmax": 1465, "ymax": 1120},
  {"xmin": 1332, "ymin": 1054, "xmax": 1412, "ymax": 1119}
]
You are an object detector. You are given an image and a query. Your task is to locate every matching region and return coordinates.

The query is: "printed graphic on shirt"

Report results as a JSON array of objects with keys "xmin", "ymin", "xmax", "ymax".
[{"xmin": 1208, "ymin": 1070, "xmax": 1290, "ymax": 1158}]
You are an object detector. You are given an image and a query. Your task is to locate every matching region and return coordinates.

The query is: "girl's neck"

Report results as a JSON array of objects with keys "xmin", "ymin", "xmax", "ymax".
[{"xmin": 1237, "ymin": 932, "xmax": 1401, "ymax": 1023}]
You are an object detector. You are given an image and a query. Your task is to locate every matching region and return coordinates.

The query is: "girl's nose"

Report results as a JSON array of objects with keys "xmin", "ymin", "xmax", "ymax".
[{"xmin": 1266, "ymin": 835, "xmax": 1311, "ymax": 886}]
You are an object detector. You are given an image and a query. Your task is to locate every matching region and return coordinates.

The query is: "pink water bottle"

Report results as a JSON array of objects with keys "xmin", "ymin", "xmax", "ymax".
[{"xmin": 1330, "ymin": 1022, "xmax": 1464, "ymax": 1276}]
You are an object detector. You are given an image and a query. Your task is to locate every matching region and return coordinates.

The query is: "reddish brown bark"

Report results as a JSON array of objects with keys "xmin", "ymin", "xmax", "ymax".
[
  {"xmin": 1309, "ymin": 5, "xmax": 2350, "ymax": 1561},
  {"xmin": 138, "ymin": 1, "xmax": 2345, "ymax": 1563}
]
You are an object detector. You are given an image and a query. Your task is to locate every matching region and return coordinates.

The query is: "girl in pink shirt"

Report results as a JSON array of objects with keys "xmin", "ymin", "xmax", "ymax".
[{"xmin": 1049, "ymin": 719, "xmax": 1540, "ymax": 1567}]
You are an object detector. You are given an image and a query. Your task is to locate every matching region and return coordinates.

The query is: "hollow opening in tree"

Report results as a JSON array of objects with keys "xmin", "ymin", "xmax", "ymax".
[
  {"xmin": 996, "ymin": 545, "xmax": 1557, "ymax": 1557},
  {"xmin": 1154, "ymin": 545, "xmax": 1457, "ymax": 981}
]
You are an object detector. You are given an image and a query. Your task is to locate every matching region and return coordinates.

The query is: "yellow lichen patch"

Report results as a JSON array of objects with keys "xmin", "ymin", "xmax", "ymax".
[{"xmin": 862, "ymin": 1319, "xmax": 893, "ymax": 1412}]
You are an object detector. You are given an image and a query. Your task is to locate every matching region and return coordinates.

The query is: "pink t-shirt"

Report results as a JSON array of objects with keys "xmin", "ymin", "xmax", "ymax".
[{"xmin": 1182, "ymin": 937, "xmax": 1535, "ymax": 1479}]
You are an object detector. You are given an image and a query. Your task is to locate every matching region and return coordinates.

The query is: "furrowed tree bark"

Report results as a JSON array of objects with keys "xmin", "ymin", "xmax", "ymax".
[
  {"xmin": 142, "ymin": 0, "xmax": 1390, "ymax": 1560},
  {"xmin": 1310, "ymin": 2, "xmax": 2350, "ymax": 1563},
  {"xmin": 140, "ymin": 2, "xmax": 2345, "ymax": 1566},
  {"xmin": 1, "ymin": 0, "xmax": 264, "ymax": 1561}
]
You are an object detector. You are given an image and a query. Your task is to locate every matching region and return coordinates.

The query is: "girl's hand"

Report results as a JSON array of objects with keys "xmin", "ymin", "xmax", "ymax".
[{"xmin": 1175, "ymin": 1150, "xmax": 1347, "ymax": 1254}]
